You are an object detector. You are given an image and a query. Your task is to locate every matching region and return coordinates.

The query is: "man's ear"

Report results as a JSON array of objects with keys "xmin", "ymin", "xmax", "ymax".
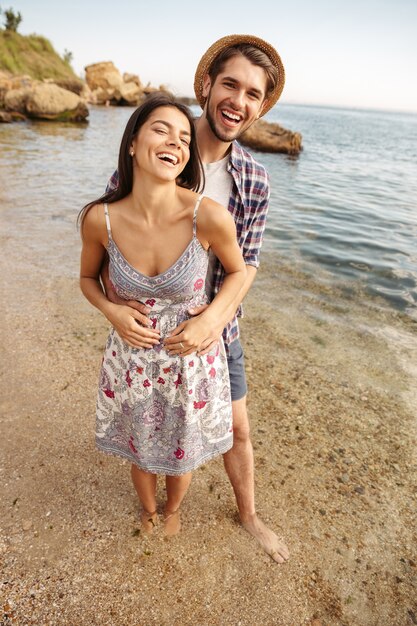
[
  {"xmin": 257, "ymin": 99, "xmax": 269, "ymax": 119},
  {"xmin": 202, "ymin": 74, "xmax": 212, "ymax": 99}
]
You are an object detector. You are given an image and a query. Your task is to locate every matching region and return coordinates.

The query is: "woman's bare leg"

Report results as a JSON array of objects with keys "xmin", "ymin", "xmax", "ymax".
[
  {"xmin": 164, "ymin": 472, "xmax": 192, "ymax": 536},
  {"xmin": 131, "ymin": 464, "xmax": 158, "ymax": 533}
]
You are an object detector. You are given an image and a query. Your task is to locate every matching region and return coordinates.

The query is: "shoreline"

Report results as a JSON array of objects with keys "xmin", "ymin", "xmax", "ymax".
[{"xmin": 1, "ymin": 212, "xmax": 416, "ymax": 625}]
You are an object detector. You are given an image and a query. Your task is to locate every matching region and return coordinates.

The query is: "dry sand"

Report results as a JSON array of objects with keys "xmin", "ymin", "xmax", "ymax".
[{"xmin": 1, "ymin": 225, "xmax": 416, "ymax": 625}]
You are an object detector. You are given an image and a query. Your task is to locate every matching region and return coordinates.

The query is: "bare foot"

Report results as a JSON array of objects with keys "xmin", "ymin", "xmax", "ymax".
[
  {"xmin": 140, "ymin": 509, "xmax": 158, "ymax": 534},
  {"xmin": 242, "ymin": 514, "xmax": 289, "ymax": 563},
  {"xmin": 163, "ymin": 509, "xmax": 181, "ymax": 536}
]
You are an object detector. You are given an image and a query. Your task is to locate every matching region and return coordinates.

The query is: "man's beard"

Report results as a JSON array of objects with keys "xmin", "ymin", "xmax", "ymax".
[{"xmin": 205, "ymin": 91, "xmax": 245, "ymax": 143}]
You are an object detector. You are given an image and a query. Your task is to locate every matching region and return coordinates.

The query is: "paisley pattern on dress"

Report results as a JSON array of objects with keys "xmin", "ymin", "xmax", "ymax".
[{"xmin": 96, "ymin": 198, "xmax": 233, "ymax": 475}]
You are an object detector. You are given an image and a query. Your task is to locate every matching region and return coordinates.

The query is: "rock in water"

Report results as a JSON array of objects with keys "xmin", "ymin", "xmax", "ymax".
[
  {"xmin": 240, "ymin": 119, "xmax": 302, "ymax": 155},
  {"xmin": 25, "ymin": 83, "xmax": 88, "ymax": 122},
  {"xmin": 85, "ymin": 61, "xmax": 143, "ymax": 105},
  {"xmin": 4, "ymin": 87, "xmax": 31, "ymax": 114}
]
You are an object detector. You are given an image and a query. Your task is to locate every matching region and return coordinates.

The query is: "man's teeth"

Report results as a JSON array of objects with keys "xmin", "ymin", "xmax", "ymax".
[
  {"xmin": 222, "ymin": 110, "xmax": 242, "ymax": 122},
  {"xmin": 157, "ymin": 153, "xmax": 178, "ymax": 164}
]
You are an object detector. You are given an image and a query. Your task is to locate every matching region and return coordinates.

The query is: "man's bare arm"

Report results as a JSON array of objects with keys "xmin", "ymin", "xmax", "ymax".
[
  {"xmin": 100, "ymin": 254, "xmax": 152, "ymax": 327},
  {"xmin": 188, "ymin": 265, "xmax": 257, "ymax": 355}
]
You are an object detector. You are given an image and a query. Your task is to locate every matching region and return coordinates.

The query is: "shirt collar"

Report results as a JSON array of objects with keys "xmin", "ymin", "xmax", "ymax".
[{"xmin": 228, "ymin": 141, "xmax": 244, "ymax": 173}]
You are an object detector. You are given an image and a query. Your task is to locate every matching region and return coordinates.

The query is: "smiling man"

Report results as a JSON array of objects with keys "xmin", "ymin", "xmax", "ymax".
[
  {"xmin": 105, "ymin": 34, "xmax": 289, "ymax": 563},
  {"xmin": 189, "ymin": 35, "xmax": 289, "ymax": 564}
]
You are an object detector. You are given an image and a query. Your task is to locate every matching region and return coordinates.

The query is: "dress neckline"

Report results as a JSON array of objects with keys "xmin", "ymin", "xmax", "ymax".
[{"xmin": 108, "ymin": 236, "xmax": 207, "ymax": 280}]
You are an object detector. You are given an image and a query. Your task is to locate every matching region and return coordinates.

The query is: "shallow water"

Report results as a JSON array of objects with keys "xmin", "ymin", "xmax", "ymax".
[
  {"xmin": 261, "ymin": 104, "xmax": 417, "ymax": 314},
  {"xmin": 1, "ymin": 103, "xmax": 416, "ymax": 318}
]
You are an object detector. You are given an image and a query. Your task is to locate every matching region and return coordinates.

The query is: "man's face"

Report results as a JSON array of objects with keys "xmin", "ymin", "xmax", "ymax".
[{"xmin": 202, "ymin": 54, "xmax": 268, "ymax": 143}]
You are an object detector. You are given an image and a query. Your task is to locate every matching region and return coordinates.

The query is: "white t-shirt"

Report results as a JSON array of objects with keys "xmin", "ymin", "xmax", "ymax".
[{"xmin": 202, "ymin": 154, "xmax": 233, "ymax": 297}]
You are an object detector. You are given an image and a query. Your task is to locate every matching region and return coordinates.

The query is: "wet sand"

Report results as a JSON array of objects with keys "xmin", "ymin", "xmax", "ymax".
[{"xmin": 1, "ymin": 222, "xmax": 416, "ymax": 625}]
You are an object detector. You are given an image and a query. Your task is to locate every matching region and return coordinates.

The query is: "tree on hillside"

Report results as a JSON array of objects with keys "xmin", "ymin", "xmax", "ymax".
[
  {"xmin": 0, "ymin": 6, "xmax": 23, "ymax": 32},
  {"xmin": 63, "ymin": 49, "xmax": 73, "ymax": 65}
]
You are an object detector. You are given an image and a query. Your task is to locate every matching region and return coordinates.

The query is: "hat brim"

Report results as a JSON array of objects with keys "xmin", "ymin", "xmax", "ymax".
[{"xmin": 193, "ymin": 34, "xmax": 285, "ymax": 116}]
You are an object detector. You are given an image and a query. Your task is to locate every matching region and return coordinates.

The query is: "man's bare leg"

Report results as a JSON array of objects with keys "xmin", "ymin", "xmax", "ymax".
[{"xmin": 223, "ymin": 396, "xmax": 289, "ymax": 563}]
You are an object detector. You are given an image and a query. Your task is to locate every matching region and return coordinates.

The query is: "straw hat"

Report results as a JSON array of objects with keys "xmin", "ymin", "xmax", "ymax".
[{"xmin": 193, "ymin": 34, "xmax": 285, "ymax": 115}]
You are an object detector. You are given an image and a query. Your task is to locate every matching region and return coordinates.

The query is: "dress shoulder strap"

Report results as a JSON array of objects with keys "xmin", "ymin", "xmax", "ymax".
[
  {"xmin": 192, "ymin": 194, "xmax": 204, "ymax": 237},
  {"xmin": 103, "ymin": 203, "xmax": 112, "ymax": 240}
]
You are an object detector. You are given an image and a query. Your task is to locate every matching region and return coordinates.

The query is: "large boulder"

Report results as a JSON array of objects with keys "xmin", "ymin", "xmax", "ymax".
[
  {"xmin": 1, "ymin": 72, "xmax": 89, "ymax": 123},
  {"xmin": 240, "ymin": 119, "xmax": 302, "ymax": 155},
  {"xmin": 0, "ymin": 70, "xmax": 11, "ymax": 107},
  {"xmin": 4, "ymin": 87, "xmax": 32, "ymax": 113},
  {"xmin": 52, "ymin": 77, "xmax": 85, "ymax": 96},
  {"xmin": 84, "ymin": 61, "xmax": 161, "ymax": 105},
  {"xmin": 24, "ymin": 83, "xmax": 88, "ymax": 122},
  {"xmin": 123, "ymin": 72, "xmax": 141, "ymax": 87},
  {"xmin": 1, "ymin": 73, "xmax": 34, "ymax": 108},
  {"xmin": 118, "ymin": 80, "xmax": 143, "ymax": 105},
  {"xmin": 85, "ymin": 61, "xmax": 123, "ymax": 92},
  {"xmin": 84, "ymin": 61, "xmax": 130, "ymax": 104}
]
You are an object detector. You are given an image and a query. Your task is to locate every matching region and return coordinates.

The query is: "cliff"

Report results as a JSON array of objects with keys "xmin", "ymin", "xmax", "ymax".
[{"xmin": 0, "ymin": 30, "xmax": 82, "ymax": 87}]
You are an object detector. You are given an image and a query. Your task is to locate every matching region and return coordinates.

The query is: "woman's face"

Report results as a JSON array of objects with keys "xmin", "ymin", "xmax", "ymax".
[{"xmin": 131, "ymin": 106, "xmax": 192, "ymax": 182}]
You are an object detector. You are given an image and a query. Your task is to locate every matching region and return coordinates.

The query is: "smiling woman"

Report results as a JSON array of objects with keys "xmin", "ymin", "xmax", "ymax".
[
  {"xmin": 78, "ymin": 91, "xmax": 246, "ymax": 537},
  {"xmin": 131, "ymin": 114, "xmax": 191, "ymax": 177}
]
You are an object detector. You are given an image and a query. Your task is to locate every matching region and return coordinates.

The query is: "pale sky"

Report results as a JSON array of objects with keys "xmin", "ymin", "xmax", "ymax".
[{"xmin": 8, "ymin": 0, "xmax": 417, "ymax": 112}]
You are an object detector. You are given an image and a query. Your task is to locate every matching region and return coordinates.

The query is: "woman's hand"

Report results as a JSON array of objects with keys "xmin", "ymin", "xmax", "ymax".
[
  {"xmin": 163, "ymin": 312, "xmax": 222, "ymax": 357},
  {"xmin": 107, "ymin": 304, "xmax": 160, "ymax": 349}
]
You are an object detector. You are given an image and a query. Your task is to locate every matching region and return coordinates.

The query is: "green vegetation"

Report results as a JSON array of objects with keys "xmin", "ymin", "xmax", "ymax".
[
  {"xmin": 63, "ymin": 48, "xmax": 73, "ymax": 65},
  {"xmin": 0, "ymin": 30, "xmax": 79, "ymax": 81},
  {"xmin": 1, "ymin": 6, "xmax": 23, "ymax": 32}
]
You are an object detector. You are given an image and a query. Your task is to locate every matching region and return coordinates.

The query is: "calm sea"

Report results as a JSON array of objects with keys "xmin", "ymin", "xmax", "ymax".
[{"xmin": 1, "ymin": 103, "xmax": 416, "ymax": 317}]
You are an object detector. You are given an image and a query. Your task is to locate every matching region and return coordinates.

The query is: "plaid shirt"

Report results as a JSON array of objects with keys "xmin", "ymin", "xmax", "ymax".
[{"xmin": 106, "ymin": 140, "xmax": 270, "ymax": 352}]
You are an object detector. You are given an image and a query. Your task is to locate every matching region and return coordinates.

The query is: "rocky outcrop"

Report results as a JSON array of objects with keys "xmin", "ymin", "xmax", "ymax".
[
  {"xmin": 0, "ymin": 110, "xmax": 26, "ymax": 123},
  {"xmin": 240, "ymin": 119, "xmax": 302, "ymax": 155},
  {"xmin": 4, "ymin": 86, "xmax": 31, "ymax": 113},
  {"xmin": 84, "ymin": 61, "xmax": 166, "ymax": 106},
  {"xmin": 85, "ymin": 61, "xmax": 141, "ymax": 105},
  {"xmin": 52, "ymin": 78, "xmax": 85, "ymax": 96},
  {"xmin": 25, "ymin": 83, "xmax": 89, "ymax": 122},
  {"xmin": 2, "ymin": 78, "xmax": 88, "ymax": 123}
]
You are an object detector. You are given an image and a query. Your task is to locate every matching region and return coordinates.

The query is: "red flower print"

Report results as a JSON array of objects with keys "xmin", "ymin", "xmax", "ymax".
[
  {"xmin": 188, "ymin": 389, "xmax": 193, "ymax": 395},
  {"xmin": 206, "ymin": 355, "xmax": 215, "ymax": 364},
  {"xmin": 136, "ymin": 367, "xmax": 144, "ymax": 374},
  {"xmin": 145, "ymin": 299, "xmax": 156, "ymax": 307},
  {"xmin": 193, "ymin": 400, "xmax": 207, "ymax": 409},
  {"xmin": 174, "ymin": 374, "xmax": 182, "ymax": 388},
  {"xmin": 112, "ymin": 351, "xmax": 116, "ymax": 357},
  {"xmin": 157, "ymin": 377, "xmax": 165, "ymax": 384},
  {"xmin": 143, "ymin": 379, "xmax": 151, "ymax": 388},
  {"xmin": 150, "ymin": 318, "xmax": 157, "ymax": 329},
  {"xmin": 193, "ymin": 278, "xmax": 204, "ymax": 291},
  {"xmin": 174, "ymin": 447, "xmax": 185, "ymax": 459},
  {"xmin": 163, "ymin": 367, "xmax": 171, "ymax": 374},
  {"xmin": 209, "ymin": 367, "xmax": 216, "ymax": 378},
  {"xmin": 189, "ymin": 360, "xmax": 194, "ymax": 367},
  {"xmin": 104, "ymin": 388, "xmax": 115, "ymax": 399},
  {"xmin": 128, "ymin": 437, "xmax": 138, "ymax": 454},
  {"xmin": 125, "ymin": 370, "xmax": 132, "ymax": 387}
]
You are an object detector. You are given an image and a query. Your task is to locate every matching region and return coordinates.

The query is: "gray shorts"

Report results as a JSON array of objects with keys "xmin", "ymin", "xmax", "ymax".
[{"xmin": 226, "ymin": 339, "xmax": 247, "ymax": 402}]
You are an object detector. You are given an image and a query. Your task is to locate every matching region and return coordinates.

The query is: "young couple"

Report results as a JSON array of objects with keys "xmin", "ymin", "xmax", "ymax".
[{"xmin": 80, "ymin": 34, "xmax": 289, "ymax": 563}]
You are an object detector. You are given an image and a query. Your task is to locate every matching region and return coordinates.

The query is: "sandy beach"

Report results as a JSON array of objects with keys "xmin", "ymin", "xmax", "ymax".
[{"xmin": 1, "ymin": 205, "xmax": 416, "ymax": 626}]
